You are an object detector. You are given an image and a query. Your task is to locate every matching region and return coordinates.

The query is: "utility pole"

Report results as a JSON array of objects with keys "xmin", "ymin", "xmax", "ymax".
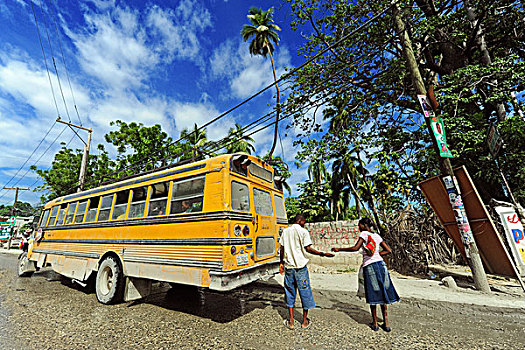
[
  {"xmin": 393, "ymin": 5, "xmax": 491, "ymax": 292},
  {"xmin": 56, "ymin": 118, "xmax": 92, "ymax": 192},
  {"xmin": 3, "ymin": 186, "xmax": 30, "ymax": 250}
]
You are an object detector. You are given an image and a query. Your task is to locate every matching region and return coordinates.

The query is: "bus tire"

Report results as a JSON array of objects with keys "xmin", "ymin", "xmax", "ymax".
[
  {"xmin": 17, "ymin": 252, "xmax": 34, "ymax": 277},
  {"xmin": 95, "ymin": 256, "xmax": 124, "ymax": 304}
]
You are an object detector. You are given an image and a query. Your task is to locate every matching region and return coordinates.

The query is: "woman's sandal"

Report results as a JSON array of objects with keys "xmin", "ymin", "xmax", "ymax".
[
  {"xmin": 369, "ymin": 323, "xmax": 379, "ymax": 331},
  {"xmin": 380, "ymin": 324, "xmax": 392, "ymax": 332}
]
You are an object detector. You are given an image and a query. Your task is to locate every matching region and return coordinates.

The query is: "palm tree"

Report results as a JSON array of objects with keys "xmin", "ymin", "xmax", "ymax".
[
  {"xmin": 307, "ymin": 158, "xmax": 328, "ymax": 186},
  {"xmin": 226, "ymin": 123, "xmax": 256, "ymax": 154},
  {"xmin": 179, "ymin": 123, "xmax": 209, "ymax": 161},
  {"xmin": 241, "ymin": 6, "xmax": 281, "ymax": 159}
]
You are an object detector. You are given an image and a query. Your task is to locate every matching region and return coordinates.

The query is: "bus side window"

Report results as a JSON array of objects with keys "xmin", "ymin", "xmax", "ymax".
[
  {"xmin": 97, "ymin": 194, "xmax": 114, "ymax": 222},
  {"xmin": 170, "ymin": 176, "xmax": 204, "ymax": 215},
  {"xmin": 39, "ymin": 209, "xmax": 50, "ymax": 227},
  {"xmin": 85, "ymin": 197, "xmax": 100, "ymax": 223},
  {"xmin": 74, "ymin": 201, "xmax": 88, "ymax": 223},
  {"xmin": 55, "ymin": 204, "xmax": 68, "ymax": 225},
  {"xmin": 48, "ymin": 206, "xmax": 59, "ymax": 226},
  {"xmin": 232, "ymin": 181, "xmax": 250, "ymax": 212},
  {"xmin": 112, "ymin": 190, "xmax": 130, "ymax": 220},
  {"xmin": 148, "ymin": 182, "xmax": 168, "ymax": 217},
  {"xmin": 64, "ymin": 202, "xmax": 78, "ymax": 224},
  {"xmin": 129, "ymin": 187, "xmax": 147, "ymax": 219}
]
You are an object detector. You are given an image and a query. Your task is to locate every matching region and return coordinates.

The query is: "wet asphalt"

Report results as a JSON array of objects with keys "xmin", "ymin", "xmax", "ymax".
[{"xmin": 0, "ymin": 253, "xmax": 524, "ymax": 349}]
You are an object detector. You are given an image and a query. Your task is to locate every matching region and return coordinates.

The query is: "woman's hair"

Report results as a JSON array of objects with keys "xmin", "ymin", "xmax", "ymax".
[{"xmin": 358, "ymin": 217, "xmax": 375, "ymax": 229}]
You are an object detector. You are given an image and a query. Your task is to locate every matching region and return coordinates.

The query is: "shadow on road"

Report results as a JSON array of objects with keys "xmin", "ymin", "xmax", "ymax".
[{"xmin": 329, "ymin": 299, "xmax": 375, "ymax": 326}]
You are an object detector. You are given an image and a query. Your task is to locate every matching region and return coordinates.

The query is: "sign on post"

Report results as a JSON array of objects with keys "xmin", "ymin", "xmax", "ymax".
[
  {"xmin": 418, "ymin": 95, "xmax": 453, "ymax": 158},
  {"xmin": 487, "ymin": 124, "xmax": 503, "ymax": 157},
  {"xmin": 495, "ymin": 206, "xmax": 525, "ymax": 276}
]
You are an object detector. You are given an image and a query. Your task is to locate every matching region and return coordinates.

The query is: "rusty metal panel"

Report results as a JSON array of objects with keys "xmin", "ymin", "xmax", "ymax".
[{"xmin": 419, "ymin": 166, "xmax": 518, "ymax": 278}]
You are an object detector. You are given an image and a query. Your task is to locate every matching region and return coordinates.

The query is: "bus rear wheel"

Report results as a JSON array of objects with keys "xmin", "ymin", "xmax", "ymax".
[{"xmin": 95, "ymin": 256, "xmax": 124, "ymax": 304}]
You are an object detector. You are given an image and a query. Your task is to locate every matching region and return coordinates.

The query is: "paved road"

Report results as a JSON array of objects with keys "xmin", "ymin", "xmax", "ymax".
[{"xmin": 0, "ymin": 253, "xmax": 523, "ymax": 349}]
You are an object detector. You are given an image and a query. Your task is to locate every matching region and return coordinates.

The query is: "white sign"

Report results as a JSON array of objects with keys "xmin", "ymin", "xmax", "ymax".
[
  {"xmin": 417, "ymin": 95, "xmax": 435, "ymax": 118},
  {"xmin": 495, "ymin": 206, "xmax": 525, "ymax": 276}
]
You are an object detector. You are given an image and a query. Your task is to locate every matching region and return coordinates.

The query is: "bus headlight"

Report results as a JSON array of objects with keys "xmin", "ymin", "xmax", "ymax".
[
  {"xmin": 242, "ymin": 225, "xmax": 250, "ymax": 236},
  {"xmin": 231, "ymin": 246, "xmax": 237, "ymax": 255},
  {"xmin": 233, "ymin": 224, "xmax": 241, "ymax": 237}
]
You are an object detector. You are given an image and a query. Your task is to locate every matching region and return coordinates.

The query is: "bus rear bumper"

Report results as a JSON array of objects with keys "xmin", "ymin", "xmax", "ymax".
[{"xmin": 208, "ymin": 260, "xmax": 279, "ymax": 291}]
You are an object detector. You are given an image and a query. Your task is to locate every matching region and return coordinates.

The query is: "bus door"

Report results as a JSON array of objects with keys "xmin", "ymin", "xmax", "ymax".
[{"xmin": 252, "ymin": 186, "xmax": 277, "ymax": 261}]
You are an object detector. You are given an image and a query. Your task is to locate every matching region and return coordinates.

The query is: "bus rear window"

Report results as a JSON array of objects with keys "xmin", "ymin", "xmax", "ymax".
[
  {"xmin": 231, "ymin": 181, "xmax": 250, "ymax": 212},
  {"xmin": 249, "ymin": 163, "xmax": 272, "ymax": 182},
  {"xmin": 85, "ymin": 197, "xmax": 100, "ymax": 223},
  {"xmin": 274, "ymin": 195, "xmax": 286, "ymax": 219},
  {"xmin": 253, "ymin": 188, "xmax": 273, "ymax": 216}
]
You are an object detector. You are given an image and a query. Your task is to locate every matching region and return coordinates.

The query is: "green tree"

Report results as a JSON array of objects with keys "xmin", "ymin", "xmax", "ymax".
[
  {"xmin": 225, "ymin": 123, "xmax": 256, "ymax": 154},
  {"xmin": 179, "ymin": 123, "xmax": 210, "ymax": 160},
  {"xmin": 241, "ymin": 6, "xmax": 282, "ymax": 159},
  {"xmin": 31, "ymin": 143, "xmax": 115, "ymax": 202},
  {"xmin": 0, "ymin": 202, "xmax": 36, "ymax": 217},
  {"xmin": 105, "ymin": 120, "xmax": 182, "ymax": 175},
  {"xmin": 285, "ymin": 0, "xmax": 525, "ymax": 219}
]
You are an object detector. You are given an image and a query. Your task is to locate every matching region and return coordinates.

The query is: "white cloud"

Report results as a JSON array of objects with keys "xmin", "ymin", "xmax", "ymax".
[{"xmin": 210, "ymin": 39, "xmax": 292, "ymax": 99}]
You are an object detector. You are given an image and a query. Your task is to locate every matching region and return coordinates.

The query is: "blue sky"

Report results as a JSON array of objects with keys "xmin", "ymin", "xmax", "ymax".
[{"xmin": 0, "ymin": 0, "xmax": 322, "ymax": 206}]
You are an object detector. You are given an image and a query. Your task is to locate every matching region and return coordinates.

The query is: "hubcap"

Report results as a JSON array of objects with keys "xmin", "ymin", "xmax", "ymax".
[{"xmin": 100, "ymin": 265, "xmax": 114, "ymax": 295}]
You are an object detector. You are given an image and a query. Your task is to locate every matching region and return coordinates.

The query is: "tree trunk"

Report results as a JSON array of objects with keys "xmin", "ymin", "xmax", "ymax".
[
  {"xmin": 464, "ymin": 0, "xmax": 507, "ymax": 122},
  {"xmin": 267, "ymin": 49, "xmax": 280, "ymax": 159}
]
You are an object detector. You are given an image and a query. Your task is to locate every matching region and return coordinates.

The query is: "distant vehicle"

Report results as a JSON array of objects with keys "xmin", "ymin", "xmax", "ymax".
[{"xmin": 20, "ymin": 154, "xmax": 287, "ymax": 304}]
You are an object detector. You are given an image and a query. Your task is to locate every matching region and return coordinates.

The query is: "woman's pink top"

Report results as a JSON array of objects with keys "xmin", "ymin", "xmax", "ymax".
[{"xmin": 359, "ymin": 231, "xmax": 383, "ymax": 267}]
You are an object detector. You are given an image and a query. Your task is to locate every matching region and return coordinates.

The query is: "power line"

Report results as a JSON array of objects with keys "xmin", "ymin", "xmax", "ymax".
[
  {"xmin": 30, "ymin": 0, "xmax": 61, "ymax": 119},
  {"xmin": 87, "ymin": 1, "xmax": 398, "ymax": 182},
  {"xmin": 38, "ymin": 0, "xmax": 71, "ymax": 123},
  {"xmin": 49, "ymin": 0, "xmax": 83, "ymax": 126},
  {"xmin": 0, "ymin": 126, "xmax": 69, "ymax": 202}
]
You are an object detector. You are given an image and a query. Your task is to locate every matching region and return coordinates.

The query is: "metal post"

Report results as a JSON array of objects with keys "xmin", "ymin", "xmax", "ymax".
[{"xmin": 393, "ymin": 5, "xmax": 490, "ymax": 292}]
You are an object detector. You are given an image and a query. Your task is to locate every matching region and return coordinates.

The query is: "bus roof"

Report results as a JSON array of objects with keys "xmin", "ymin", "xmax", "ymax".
[{"xmin": 45, "ymin": 154, "xmax": 275, "ymax": 207}]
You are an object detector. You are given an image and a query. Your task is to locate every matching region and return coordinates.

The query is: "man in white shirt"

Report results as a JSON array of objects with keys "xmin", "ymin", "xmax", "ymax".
[{"xmin": 279, "ymin": 214, "xmax": 334, "ymax": 330}]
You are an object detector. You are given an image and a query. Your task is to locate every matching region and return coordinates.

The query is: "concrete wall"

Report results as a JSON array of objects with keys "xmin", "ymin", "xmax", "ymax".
[{"xmin": 304, "ymin": 220, "xmax": 362, "ymax": 271}]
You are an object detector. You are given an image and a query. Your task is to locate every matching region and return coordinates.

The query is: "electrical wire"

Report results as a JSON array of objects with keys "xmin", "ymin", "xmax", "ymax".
[
  {"xmin": 38, "ymin": 0, "xmax": 71, "ymax": 122},
  {"xmin": 48, "ymin": 0, "xmax": 83, "ymax": 126}
]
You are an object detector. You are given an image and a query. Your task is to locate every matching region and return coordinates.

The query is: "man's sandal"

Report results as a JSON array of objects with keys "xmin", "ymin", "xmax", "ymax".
[{"xmin": 283, "ymin": 319, "xmax": 294, "ymax": 330}]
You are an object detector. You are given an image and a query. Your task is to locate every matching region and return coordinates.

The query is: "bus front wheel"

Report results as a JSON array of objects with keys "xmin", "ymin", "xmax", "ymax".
[{"xmin": 95, "ymin": 256, "xmax": 124, "ymax": 304}]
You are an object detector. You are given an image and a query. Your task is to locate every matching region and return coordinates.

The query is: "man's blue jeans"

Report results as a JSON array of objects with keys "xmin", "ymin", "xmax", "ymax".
[{"xmin": 284, "ymin": 265, "xmax": 315, "ymax": 310}]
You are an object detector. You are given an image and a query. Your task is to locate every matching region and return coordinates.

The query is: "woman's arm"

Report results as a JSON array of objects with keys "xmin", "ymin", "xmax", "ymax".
[
  {"xmin": 379, "ymin": 241, "xmax": 392, "ymax": 256},
  {"xmin": 332, "ymin": 237, "xmax": 365, "ymax": 253}
]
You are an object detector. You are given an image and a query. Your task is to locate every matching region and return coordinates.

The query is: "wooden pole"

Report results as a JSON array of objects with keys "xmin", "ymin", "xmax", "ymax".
[{"xmin": 393, "ymin": 5, "xmax": 490, "ymax": 292}]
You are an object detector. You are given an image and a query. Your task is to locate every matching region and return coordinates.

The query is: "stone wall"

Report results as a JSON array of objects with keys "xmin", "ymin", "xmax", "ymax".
[{"xmin": 304, "ymin": 220, "xmax": 362, "ymax": 271}]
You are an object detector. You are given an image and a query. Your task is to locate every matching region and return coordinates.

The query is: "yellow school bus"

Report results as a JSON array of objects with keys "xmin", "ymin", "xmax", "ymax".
[{"xmin": 21, "ymin": 154, "xmax": 287, "ymax": 304}]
